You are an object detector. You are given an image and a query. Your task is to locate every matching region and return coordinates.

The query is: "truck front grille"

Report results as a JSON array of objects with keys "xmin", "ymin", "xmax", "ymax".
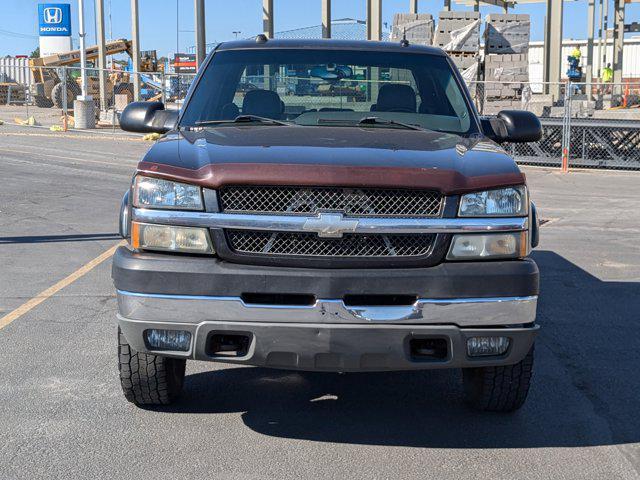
[
  {"xmin": 226, "ymin": 230, "xmax": 436, "ymax": 257},
  {"xmin": 219, "ymin": 186, "xmax": 443, "ymax": 218}
]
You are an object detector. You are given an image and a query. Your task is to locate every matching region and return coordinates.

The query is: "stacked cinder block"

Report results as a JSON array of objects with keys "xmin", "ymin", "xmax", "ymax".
[
  {"xmin": 484, "ymin": 14, "xmax": 530, "ymax": 54},
  {"xmin": 481, "ymin": 14, "xmax": 530, "ymax": 102},
  {"xmin": 434, "ymin": 11, "xmax": 480, "ymax": 53},
  {"xmin": 483, "ymin": 53, "xmax": 529, "ymax": 99},
  {"xmin": 448, "ymin": 52, "xmax": 478, "ymax": 71},
  {"xmin": 391, "ymin": 13, "xmax": 435, "ymax": 46}
]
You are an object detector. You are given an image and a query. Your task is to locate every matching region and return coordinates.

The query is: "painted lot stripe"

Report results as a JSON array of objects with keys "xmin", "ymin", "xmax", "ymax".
[
  {"xmin": 0, "ymin": 131, "xmax": 145, "ymax": 142},
  {"xmin": 0, "ymin": 241, "xmax": 125, "ymax": 331},
  {"xmin": 0, "ymin": 147, "xmax": 138, "ymax": 168},
  {"xmin": 0, "ymin": 141, "xmax": 142, "ymax": 160}
]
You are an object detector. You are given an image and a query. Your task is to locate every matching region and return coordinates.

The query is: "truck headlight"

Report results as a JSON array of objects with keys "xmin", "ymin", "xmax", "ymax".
[
  {"xmin": 131, "ymin": 222, "xmax": 214, "ymax": 254},
  {"xmin": 447, "ymin": 232, "xmax": 527, "ymax": 260},
  {"xmin": 133, "ymin": 175, "xmax": 203, "ymax": 210},
  {"xmin": 459, "ymin": 186, "xmax": 527, "ymax": 217}
]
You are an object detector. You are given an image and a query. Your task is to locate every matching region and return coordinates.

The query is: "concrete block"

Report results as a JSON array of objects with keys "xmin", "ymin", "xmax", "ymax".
[{"xmin": 73, "ymin": 98, "xmax": 95, "ymax": 129}]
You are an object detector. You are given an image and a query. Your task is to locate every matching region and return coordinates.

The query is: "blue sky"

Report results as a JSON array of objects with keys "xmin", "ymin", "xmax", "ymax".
[{"xmin": 1, "ymin": 0, "xmax": 639, "ymax": 57}]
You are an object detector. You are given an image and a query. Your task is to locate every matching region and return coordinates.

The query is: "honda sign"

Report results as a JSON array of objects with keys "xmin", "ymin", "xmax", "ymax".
[{"xmin": 38, "ymin": 3, "xmax": 71, "ymax": 36}]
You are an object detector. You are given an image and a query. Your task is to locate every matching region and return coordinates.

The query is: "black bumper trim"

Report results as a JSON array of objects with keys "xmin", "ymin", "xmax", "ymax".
[{"xmin": 112, "ymin": 247, "xmax": 539, "ymax": 299}]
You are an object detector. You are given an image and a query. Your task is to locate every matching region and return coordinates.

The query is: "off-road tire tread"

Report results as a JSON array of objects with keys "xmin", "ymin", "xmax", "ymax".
[
  {"xmin": 118, "ymin": 327, "xmax": 186, "ymax": 406},
  {"xmin": 463, "ymin": 346, "xmax": 534, "ymax": 412}
]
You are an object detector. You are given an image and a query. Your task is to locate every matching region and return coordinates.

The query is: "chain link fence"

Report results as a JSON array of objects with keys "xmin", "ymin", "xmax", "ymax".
[
  {"xmin": 0, "ymin": 65, "xmax": 195, "ymax": 132},
  {"xmin": 467, "ymin": 79, "xmax": 640, "ymax": 170},
  {"xmin": 2, "ymin": 65, "xmax": 640, "ymax": 170}
]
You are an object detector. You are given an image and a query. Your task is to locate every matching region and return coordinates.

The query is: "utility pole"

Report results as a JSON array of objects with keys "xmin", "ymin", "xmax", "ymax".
[
  {"xmin": 195, "ymin": 0, "xmax": 206, "ymax": 68},
  {"xmin": 131, "ymin": 0, "xmax": 141, "ymax": 101},
  {"xmin": 366, "ymin": 0, "xmax": 382, "ymax": 41},
  {"xmin": 96, "ymin": 0, "xmax": 108, "ymax": 113},
  {"xmin": 322, "ymin": 0, "xmax": 331, "ymax": 39},
  {"xmin": 78, "ymin": 0, "xmax": 89, "ymax": 99},
  {"xmin": 586, "ymin": 0, "xmax": 596, "ymax": 99},
  {"xmin": 543, "ymin": 0, "xmax": 564, "ymax": 100},
  {"xmin": 263, "ymin": 0, "xmax": 274, "ymax": 39},
  {"xmin": 597, "ymin": 0, "xmax": 604, "ymax": 78},
  {"xmin": 75, "ymin": 0, "xmax": 95, "ymax": 129},
  {"xmin": 409, "ymin": 0, "xmax": 418, "ymax": 14},
  {"xmin": 603, "ymin": 0, "xmax": 609, "ymax": 72},
  {"xmin": 612, "ymin": 0, "xmax": 624, "ymax": 86}
]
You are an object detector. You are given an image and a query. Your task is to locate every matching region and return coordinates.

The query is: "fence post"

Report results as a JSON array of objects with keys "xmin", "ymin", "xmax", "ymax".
[
  {"xmin": 161, "ymin": 72, "xmax": 167, "ymax": 105},
  {"xmin": 561, "ymin": 81, "xmax": 572, "ymax": 173},
  {"xmin": 62, "ymin": 67, "xmax": 68, "ymax": 131}
]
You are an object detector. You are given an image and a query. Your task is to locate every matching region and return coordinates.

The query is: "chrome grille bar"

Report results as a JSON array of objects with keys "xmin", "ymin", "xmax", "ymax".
[
  {"xmin": 132, "ymin": 208, "xmax": 528, "ymax": 234},
  {"xmin": 219, "ymin": 186, "xmax": 443, "ymax": 218}
]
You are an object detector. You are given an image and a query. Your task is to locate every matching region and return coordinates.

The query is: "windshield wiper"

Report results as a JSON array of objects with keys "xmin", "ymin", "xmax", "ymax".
[
  {"xmin": 194, "ymin": 115, "xmax": 293, "ymax": 127},
  {"xmin": 317, "ymin": 116, "xmax": 424, "ymax": 131},
  {"xmin": 357, "ymin": 116, "xmax": 425, "ymax": 131}
]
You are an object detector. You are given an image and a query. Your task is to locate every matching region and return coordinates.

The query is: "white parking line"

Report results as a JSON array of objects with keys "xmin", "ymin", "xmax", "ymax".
[{"xmin": 0, "ymin": 241, "xmax": 125, "ymax": 331}]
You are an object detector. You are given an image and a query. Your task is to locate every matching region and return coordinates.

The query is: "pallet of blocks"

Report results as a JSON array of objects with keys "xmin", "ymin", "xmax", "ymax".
[
  {"xmin": 390, "ymin": 13, "xmax": 435, "ymax": 46},
  {"xmin": 433, "ymin": 11, "xmax": 480, "ymax": 53},
  {"xmin": 481, "ymin": 53, "xmax": 530, "ymax": 113},
  {"xmin": 484, "ymin": 13, "xmax": 530, "ymax": 54},
  {"xmin": 0, "ymin": 83, "xmax": 26, "ymax": 105}
]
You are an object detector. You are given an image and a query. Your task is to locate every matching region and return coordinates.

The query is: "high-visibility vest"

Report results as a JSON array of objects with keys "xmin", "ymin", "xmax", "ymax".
[{"xmin": 603, "ymin": 67, "xmax": 613, "ymax": 83}]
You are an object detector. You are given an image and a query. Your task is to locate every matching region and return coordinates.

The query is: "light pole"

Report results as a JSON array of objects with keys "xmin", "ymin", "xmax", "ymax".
[
  {"xmin": 75, "ymin": 0, "xmax": 95, "ymax": 129},
  {"xmin": 78, "ymin": 0, "xmax": 89, "ymax": 99}
]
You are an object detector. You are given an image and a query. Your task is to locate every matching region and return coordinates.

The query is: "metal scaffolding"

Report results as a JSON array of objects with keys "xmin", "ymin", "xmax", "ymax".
[{"xmin": 100, "ymin": 0, "xmax": 634, "ymax": 109}]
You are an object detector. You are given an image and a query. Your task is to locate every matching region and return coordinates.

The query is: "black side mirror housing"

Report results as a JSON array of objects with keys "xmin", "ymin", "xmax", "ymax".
[
  {"xmin": 119, "ymin": 101, "xmax": 178, "ymax": 134},
  {"xmin": 481, "ymin": 110, "xmax": 542, "ymax": 144}
]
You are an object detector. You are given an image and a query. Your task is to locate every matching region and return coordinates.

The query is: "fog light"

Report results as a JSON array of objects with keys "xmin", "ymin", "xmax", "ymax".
[
  {"xmin": 466, "ymin": 336, "xmax": 510, "ymax": 357},
  {"xmin": 131, "ymin": 222, "xmax": 214, "ymax": 254},
  {"xmin": 145, "ymin": 329, "xmax": 192, "ymax": 351}
]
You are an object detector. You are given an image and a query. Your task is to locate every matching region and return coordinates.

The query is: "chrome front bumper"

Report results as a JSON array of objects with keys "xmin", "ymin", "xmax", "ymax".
[
  {"xmin": 117, "ymin": 290, "xmax": 537, "ymax": 326},
  {"xmin": 117, "ymin": 291, "xmax": 538, "ymax": 371}
]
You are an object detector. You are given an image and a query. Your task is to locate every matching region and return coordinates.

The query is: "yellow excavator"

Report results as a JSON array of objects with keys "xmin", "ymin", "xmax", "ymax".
[{"xmin": 29, "ymin": 39, "xmax": 159, "ymax": 108}]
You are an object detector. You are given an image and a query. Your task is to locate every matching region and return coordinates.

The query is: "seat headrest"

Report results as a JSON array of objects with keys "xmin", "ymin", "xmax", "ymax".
[
  {"xmin": 242, "ymin": 89, "xmax": 283, "ymax": 118},
  {"xmin": 374, "ymin": 84, "xmax": 417, "ymax": 113}
]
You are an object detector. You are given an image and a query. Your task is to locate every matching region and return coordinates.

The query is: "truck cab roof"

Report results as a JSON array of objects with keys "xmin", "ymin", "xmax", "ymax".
[{"xmin": 215, "ymin": 38, "xmax": 447, "ymax": 56}]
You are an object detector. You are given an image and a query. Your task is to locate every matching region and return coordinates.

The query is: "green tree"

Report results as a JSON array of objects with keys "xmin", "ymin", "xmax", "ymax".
[{"xmin": 30, "ymin": 47, "xmax": 40, "ymax": 58}]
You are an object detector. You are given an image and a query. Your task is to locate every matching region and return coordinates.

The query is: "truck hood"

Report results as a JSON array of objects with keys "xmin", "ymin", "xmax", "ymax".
[{"xmin": 137, "ymin": 126, "xmax": 525, "ymax": 194}]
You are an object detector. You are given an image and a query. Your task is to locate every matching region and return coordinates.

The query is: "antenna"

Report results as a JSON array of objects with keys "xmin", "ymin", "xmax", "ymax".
[{"xmin": 400, "ymin": 27, "xmax": 409, "ymax": 47}]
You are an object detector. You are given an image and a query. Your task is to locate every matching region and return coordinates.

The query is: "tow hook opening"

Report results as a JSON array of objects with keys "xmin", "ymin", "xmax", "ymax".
[
  {"xmin": 409, "ymin": 337, "xmax": 448, "ymax": 360},
  {"xmin": 207, "ymin": 333, "xmax": 251, "ymax": 357},
  {"xmin": 343, "ymin": 294, "xmax": 418, "ymax": 306},
  {"xmin": 241, "ymin": 293, "xmax": 316, "ymax": 306}
]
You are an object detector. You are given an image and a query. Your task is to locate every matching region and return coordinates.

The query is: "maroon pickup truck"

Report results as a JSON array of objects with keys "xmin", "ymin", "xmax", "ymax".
[{"xmin": 114, "ymin": 38, "xmax": 542, "ymax": 412}]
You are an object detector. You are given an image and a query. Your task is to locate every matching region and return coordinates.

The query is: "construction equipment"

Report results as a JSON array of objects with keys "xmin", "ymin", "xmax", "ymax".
[{"xmin": 28, "ymin": 39, "xmax": 156, "ymax": 109}]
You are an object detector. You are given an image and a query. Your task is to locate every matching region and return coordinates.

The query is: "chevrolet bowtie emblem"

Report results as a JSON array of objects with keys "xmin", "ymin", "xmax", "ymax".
[{"xmin": 302, "ymin": 212, "xmax": 359, "ymax": 238}]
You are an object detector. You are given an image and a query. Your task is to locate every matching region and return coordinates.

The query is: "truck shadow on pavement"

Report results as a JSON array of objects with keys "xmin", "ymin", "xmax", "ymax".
[{"xmin": 165, "ymin": 250, "xmax": 640, "ymax": 449}]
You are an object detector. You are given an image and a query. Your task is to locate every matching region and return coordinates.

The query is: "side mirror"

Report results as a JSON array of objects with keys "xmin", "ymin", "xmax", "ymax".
[
  {"xmin": 119, "ymin": 101, "xmax": 178, "ymax": 134},
  {"xmin": 481, "ymin": 110, "xmax": 542, "ymax": 144}
]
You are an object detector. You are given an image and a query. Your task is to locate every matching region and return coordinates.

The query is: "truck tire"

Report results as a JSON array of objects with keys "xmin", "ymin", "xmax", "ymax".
[
  {"xmin": 33, "ymin": 94, "xmax": 54, "ymax": 108},
  {"xmin": 117, "ymin": 327, "xmax": 186, "ymax": 406},
  {"xmin": 462, "ymin": 345, "xmax": 534, "ymax": 412},
  {"xmin": 51, "ymin": 82, "xmax": 69, "ymax": 109}
]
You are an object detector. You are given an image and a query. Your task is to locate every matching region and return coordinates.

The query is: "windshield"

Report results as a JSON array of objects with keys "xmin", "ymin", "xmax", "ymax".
[{"xmin": 180, "ymin": 48, "xmax": 477, "ymax": 135}]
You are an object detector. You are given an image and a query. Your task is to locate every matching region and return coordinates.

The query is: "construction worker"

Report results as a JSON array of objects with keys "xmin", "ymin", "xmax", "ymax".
[
  {"xmin": 571, "ymin": 47, "xmax": 582, "ymax": 61},
  {"xmin": 602, "ymin": 63, "xmax": 613, "ymax": 83}
]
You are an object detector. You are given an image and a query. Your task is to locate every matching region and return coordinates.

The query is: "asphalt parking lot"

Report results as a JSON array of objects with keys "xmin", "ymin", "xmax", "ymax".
[{"xmin": 0, "ymin": 125, "xmax": 639, "ymax": 479}]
